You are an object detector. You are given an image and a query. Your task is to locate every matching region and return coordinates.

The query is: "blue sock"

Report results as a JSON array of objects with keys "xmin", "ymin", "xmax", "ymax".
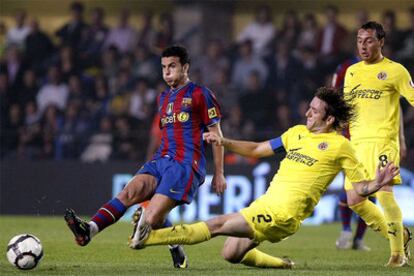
[
  {"xmin": 163, "ymin": 219, "xmax": 173, "ymax": 227},
  {"xmin": 338, "ymin": 191, "xmax": 352, "ymax": 232},
  {"xmin": 91, "ymin": 198, "xmax": 127, "ymax": 231}
]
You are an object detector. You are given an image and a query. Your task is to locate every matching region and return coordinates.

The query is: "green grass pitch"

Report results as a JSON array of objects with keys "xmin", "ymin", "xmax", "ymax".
[{"xmin": 0, "ymin": 216, "xmax": 412, "ymax": 275}]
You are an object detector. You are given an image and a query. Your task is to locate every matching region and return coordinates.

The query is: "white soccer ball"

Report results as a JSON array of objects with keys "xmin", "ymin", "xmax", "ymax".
[{"xmin": 6, "ymin": 234, "xmax": 43, "ymax": 270}]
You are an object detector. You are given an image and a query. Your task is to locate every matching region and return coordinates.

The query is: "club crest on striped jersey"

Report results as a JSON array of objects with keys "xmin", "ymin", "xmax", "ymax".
[
  {"xmin": 377, "ymin": 71, "xmax": 387, "ymax": 80},
  {"xmin": 318, "ymin": 142, "xmax": 328, "ymax": 150},
  {"xmin": 182, "ymin": 98, "xmax": 192, "ymax": 108},
  {"xmin": 208, "ymin": 107, "xmax": 217, "ymax": 119},
  {"xmin": 166, "ymin": 102, "xmax": 174, "ymax": 115},
  {"xmin": 177, "ymin": 112, "xmax": 189, "ymax": 122}
]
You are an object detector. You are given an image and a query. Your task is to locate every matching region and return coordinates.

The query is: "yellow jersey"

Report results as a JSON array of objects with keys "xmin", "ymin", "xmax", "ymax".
[
  {"xmin": 266, "ymin": 125, "xmax": 368, "ymax": 221},
  {"xmin": 344, "ymin": 57, "xmax": 414, "ymax": 143}
]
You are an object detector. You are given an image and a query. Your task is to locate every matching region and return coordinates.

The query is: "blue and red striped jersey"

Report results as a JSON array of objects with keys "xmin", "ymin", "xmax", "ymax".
[
  {"xmin": 332, "ymin": 56, "xmax": 360, "ymax": 140},
  {"xmin": 332, "ymin": 56, "xmax": 360, "ymax": 88},
  {"xmin": 153, "ymin": 82, "xmax": 221, "ymax": 176}
]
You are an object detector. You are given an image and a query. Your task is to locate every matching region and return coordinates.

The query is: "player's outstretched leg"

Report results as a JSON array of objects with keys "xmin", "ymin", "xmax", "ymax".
[
  {"xmin": 240, "ymin": 249, "xmax": 295, "ymax": 269},
  {"xmin": 223, "ymin": 237, "xmax": 294, "ymax": 269},
  {"xmin": 129, "ymin": 206, "xmax": 151, "ymax": 249},
  {"xmin": 65, "ymin": 198, "xmax": 127, "ymax": 246},
  {"xmin": 64, "ymin": 208, "xmax": 91, "ymax": 246}
]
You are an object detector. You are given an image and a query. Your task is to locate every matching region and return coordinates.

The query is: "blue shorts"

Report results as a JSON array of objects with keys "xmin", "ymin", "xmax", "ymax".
[{"xmin": 136, "ymin": 156, "xmax": 204, "ymax": 204}]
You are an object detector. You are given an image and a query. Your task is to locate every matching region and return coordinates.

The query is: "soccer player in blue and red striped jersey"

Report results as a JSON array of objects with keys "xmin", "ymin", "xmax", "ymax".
[
  {"xmin": 331, "ymin": 55, "xmax": 374, "ymax": 251},
  {"xmin": 64, "ymin": 45, "xmax": 227, "ymax": 269}
]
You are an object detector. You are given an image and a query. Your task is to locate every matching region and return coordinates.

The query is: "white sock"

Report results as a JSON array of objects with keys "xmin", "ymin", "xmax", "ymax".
[{"xmin": 88, "ymin": 221, "xmax": 99, "ymax": 237}]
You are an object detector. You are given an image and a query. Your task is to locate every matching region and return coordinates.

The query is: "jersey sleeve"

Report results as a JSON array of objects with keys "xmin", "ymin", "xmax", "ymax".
[
  {"xmin": 280, "ymin": 125, "xmax": 302, "ymax": 150},
  {"xmin": 395, "ymin": 65, "xmax": 414, "ymax": 106},
  {"xmin": 269, "ymin": 137, "xmax": 284, "ymax": 153},
  {"xmin": 195, "ymin": 87, "xmax": 222, "ymax": 126},
  {"xmin": 338, "ymin": 140, "xmax": 369, "ymax": 183}
]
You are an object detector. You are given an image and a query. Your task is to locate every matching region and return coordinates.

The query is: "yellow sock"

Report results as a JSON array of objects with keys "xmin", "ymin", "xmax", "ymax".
[
  {"xmin": 349, "ymin": 199, "xmax": 388, "ymax": 239},
  {"xmin": 144, "ymin": 222, "xmax": 211, "ymax": 246},
  {"xmin": 240, "ymin": 249, "xmax": 287, "ymax": 268},
  {"xmin": 377, "ymin": 191, "xmax": 404, "ymax": 256}
]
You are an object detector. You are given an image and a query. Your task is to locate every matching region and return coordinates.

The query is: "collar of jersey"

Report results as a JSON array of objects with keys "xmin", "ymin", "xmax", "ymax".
[
  {"xmin": 169, "ymin": 81, "xmax": 192, "ymax": 95},
  {"xmin": 309, "ymin": 130, "xmax": 337, "ymax": 137},
  {"xmin": 361, "ymin": 56, "xmax": 387, "ymax": 67}
]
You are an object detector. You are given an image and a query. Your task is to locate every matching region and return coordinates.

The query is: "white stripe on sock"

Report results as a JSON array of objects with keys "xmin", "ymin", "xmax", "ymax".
[{"xmin": 101, "ymin": 207, "xmax": 116, "ymax": 221}]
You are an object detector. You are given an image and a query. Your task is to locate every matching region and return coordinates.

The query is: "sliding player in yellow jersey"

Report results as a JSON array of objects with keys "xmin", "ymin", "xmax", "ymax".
[
  {"xmin": 343, "ymin": 21, "xmax": 414, "ymax": 267},
  {"xmin": 128, "ymin": 87, "xmax": 399, "ymax": 269}
]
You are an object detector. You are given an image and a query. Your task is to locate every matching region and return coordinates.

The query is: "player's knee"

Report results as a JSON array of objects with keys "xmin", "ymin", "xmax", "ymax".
[
  {"xmin": 348, "ymin": 197, "xmax": 363, "ymax": 206},
  {"xmin": 221, "ymin": 238, "xmax": 244, "ymax": 263},
  {"xmin": 118, "ymin": 182, "xmax": 146, "ymax": 206},
  {"xmin": 221, "ymin": 246, "xmax": 242, "ymax": 264},
  {"xmin": 346, "ymin": 191, "xmax": 364, "ymax": 206},
  {"xmin": 117, "ymin": 189, "xmax": 135, "ymax": 206}
]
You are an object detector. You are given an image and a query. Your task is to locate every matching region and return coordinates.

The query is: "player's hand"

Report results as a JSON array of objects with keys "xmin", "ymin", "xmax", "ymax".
[
  {"xmin": 376, "ymin": 162, "xmax": 399, "ymax": 187},
  {"xmin": 203, "ymin": 132, "xmax": 223, "ymax": 146},
  {"xmin": 212, "ymin": 172, "xmax": 227, "ymax": 195}
]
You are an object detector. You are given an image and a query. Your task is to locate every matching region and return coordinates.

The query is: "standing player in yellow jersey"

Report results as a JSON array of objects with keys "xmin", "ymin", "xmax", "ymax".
[
  {"xmin": 128, "ymin": 87, "xmax": 399, "ymax": 269},
  {"xmin": 343, "ymin": 21, "xmax": 414, "ymax": 267}
]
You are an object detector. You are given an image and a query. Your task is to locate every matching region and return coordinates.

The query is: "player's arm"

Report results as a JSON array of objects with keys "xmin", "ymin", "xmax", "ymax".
[
  {"xmin": 145, "ymin": 114, "xmax": 162, "ymax": 161},
  {"xmin": 399, "ymin": 106, "xmax": 407, "ymax": 161},
  {"xmin": 352, "ymin": 162, "xmax": 399, "ymax": 197},
  {"xmin": 396, "ymin": 65, "xmax": 414, "ymax": 106},
  {"xmin": 206, "ymin": 123, "xmax": 227, "ymax": 194},
  {"xmin": 203, "ymin": 132, "xmax": 278, "ymax": 158},
  {"xmin": 395, "ymin": 66, "xmax": 414, "ymax": 160}
]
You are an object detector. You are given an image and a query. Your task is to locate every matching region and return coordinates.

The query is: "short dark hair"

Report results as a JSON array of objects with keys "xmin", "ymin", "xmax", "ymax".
[
  {"xmin": 70, "ymin": 1, "xmax": 84, "ymax": 12},
  {"xmin": 161, "ymin": 45, "xmax": 190, "ymax": 65},
  {"xmin": 360, "ymin": 21, "xmax": 385, "ymax": 40},
  {"xmin": 325, "ymin": 5, "xmax": 339, "ymax": 14},
  {"xmin": 315, "ymin": 87, "xmax": 356, "ymax": 130}
]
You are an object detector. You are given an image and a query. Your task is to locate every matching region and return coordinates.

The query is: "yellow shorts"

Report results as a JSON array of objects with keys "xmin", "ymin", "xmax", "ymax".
[
  {"xmin": 240, "ymin": 194, "xmax": 300, "ymax": 243},
  {"xmin": 344, "ymin": 140, "xmax": 401, "ymax": 190}
]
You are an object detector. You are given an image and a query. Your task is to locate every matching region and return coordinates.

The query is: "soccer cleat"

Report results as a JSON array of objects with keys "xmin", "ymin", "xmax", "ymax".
[
  {"xmin": 129, "ymin": 206, "xmax": 151, "ymax": 249},
  {"xmin": 352, "ymin": 239, "xmax": 371, "ymax": 251},
  {"xmin": 281, "ymin": 257, "xmax": 295, "ymax": 269},
  {"xmin": 403, "ymin": 226, "xmax": 412, "ymax": 260},
  {"xmin": 64, "ymin": 208, "xmax": 91, "ymax": 246},
  {"xmin": 336, "ymin": 231, "xmax": 353, "ymax": 250},
  {"xmin": 385, "ymin": 255, "xmax": 409, "ymax": 267},
  {"xmin": 169, "ymin": 245, "xmax": 188, "ymax": 269}
]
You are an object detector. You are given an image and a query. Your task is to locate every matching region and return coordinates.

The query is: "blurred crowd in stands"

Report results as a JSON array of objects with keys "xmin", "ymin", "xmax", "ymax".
[{"xmin": 1, "ymin": 2, "xmax": 414, "ymax": 164}]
